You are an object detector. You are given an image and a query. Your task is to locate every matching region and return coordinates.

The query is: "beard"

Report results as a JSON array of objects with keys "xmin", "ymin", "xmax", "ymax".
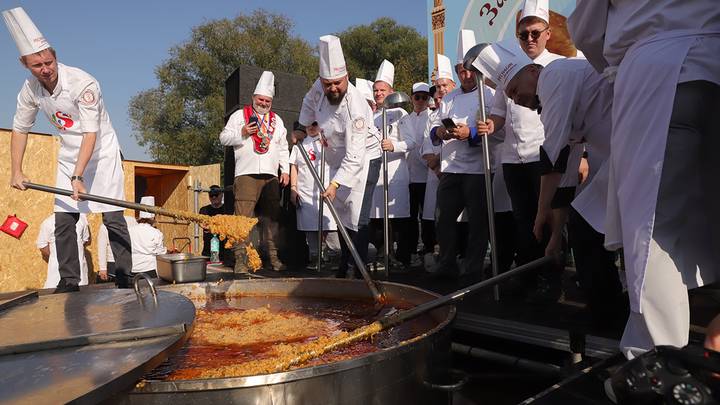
[
  {"xmin": 253, "ymin": 102, "xmax": 270, "ymax": 115},
  {"xmin": 325, "ymin": 89, "xmax": 346, "ymax": 105}
]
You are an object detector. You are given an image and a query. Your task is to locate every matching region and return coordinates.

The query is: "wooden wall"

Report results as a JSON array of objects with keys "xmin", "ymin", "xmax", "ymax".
[{"xmin": 0, "ymin": 129, "xmax": 220, "ymax": 293}]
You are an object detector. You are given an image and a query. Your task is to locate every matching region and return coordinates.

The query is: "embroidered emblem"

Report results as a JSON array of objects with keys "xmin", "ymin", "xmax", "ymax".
[
  {"xmin": 49, "ymin": 111, "xmax": 74, "ymax": 131},
  {"xmin": 308, "ymin": 149, "xmax": 316, "ymax": 161},
  {"xmin": 352, "ymin": 117, "xmax": 365, "ymax": 132},
  {"xmin": 80, "ymin": 89, "xmax": 96, "ymax": 106}
]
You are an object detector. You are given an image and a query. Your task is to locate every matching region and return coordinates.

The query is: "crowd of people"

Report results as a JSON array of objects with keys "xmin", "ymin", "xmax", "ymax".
[{"xmin": 5, "ymin": 0, "xmax": 718, "ymax": 363}]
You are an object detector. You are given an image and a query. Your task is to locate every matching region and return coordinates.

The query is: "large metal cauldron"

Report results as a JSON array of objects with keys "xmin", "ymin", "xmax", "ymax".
[{"xmin": 111, "ymin": 278, "xmax": 455, "ymax": 405}]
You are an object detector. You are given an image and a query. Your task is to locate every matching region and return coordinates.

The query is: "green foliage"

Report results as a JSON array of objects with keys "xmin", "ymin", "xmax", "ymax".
[
  {"xmin": 129, "ymin": 13, "xmax": 428, "ymax": 165},
  {"xmin": 129, "ymin": 10, "xmax": 317, "ymax": 165},
  {"xmin": 337, "ymin": 17, "xmax": 428, "ymax": 95}
]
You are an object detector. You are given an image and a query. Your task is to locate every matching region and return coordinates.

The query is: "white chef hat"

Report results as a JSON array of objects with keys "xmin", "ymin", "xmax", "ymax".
[
  {"xmin": 456, "ymin": 29, "xmax": 477, "ymax": 65},
  {"xmin": 412, "ymin": 82, "xmax": 430, "ymax": 94},
  {"xmin": 319, "ymin": 35, "xmax": 347, "ymax": 80},
  {"xmin": 355, "ymin": 78, "xmax": 375, "ymax": 102},
  {"xmin": 519, "ymin": 0, "xmax": 550, "ymax": 25},
  {"xmin": 471, "ymin": 40, "xmax": 533, "ymax": 89},
  {"xmin": 253, "ymin": 71, "xmax": 275, "ymax": 98},
  {"xmin": 375, "ymin": 59, "xmax": 395, "ymax": 88},
  {"xmin": 2, "ymin": 7, "xmax": 50, "ymax": 57},
  {"xmin": 436, "ymin": 54, "xmax": 454, "ymax": 82},
  {"xmin": 139, "ymin": 196, "xmax": 156, "ymax": 219}
]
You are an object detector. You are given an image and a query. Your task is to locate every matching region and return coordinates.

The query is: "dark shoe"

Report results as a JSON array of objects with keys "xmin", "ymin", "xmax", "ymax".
[{"xmin": 54, "ymin": 279, "xmax": 80, "ymax": 294}]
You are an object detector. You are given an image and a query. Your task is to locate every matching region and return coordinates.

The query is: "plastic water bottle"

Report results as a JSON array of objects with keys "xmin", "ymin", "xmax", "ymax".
[{"xmin": 210, "ymin": 234, "xmax": 220, "ymax": 263}]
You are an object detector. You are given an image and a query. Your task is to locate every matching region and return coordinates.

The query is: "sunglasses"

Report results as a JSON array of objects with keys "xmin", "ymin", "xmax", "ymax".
[
  {"xmin": 413, "ymin": 94, "xmax": 429, "ymax": 101},
  {"xmin": 517, "ymin": 26, "xmax": 549, "ymax": 42}
]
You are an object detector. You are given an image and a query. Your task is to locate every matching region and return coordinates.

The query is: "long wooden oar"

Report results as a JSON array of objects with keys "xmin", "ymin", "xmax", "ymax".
[
  {"xmin": 23, "ymin": 182, "xmax": 196, "ymax": 220},
  {"xmin": 269, "ymin": 254, "xmax": 556, "ymax": 373}
]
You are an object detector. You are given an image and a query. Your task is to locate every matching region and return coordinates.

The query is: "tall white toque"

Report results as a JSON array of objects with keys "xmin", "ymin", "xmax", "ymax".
[
  {"xmin": 456, "ymin": 29, "xmax": 477, "ymax": 65},
  {"xmin": 355, "ymin": 78, "xmax": 375, "ymax": 102},
  {"xmin": 436, "ymin": 54, "xmax": 454, "ymax": 82},
  {"xmin": 2, "ymin": 7, "xmax": 50, "ymax": 57},
  {"xmin": 375, "ymin": 59, "xmax": 395, "ymax": 88},
  {"xmin": 253, "ymin": 71, "xmax": 275, "ymax": 98},
  {"xmin": 139, "ymin": 196, "xmax": 156, "ymax": 219},
  {"xmin": 319, "ymin": 35, "xmax": 347, "ymax": 80},
  {"xmin": 471, "ymin": 40, "xmax": 533, "ymax": 89},
  {"xmin": 519, "ymin": 0, "xmax": 550, "ymax": 24}
]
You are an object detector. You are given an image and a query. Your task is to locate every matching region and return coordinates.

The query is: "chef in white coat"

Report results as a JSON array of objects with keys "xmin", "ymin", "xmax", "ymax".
[
  {"xmin": 569, "ymin": 0, "xmax": 720, "ymax": 358},
  {"xmin": 371, "ymin": 60, "xmax": 411, "ymax": 268},
  {"xmin": 5, "ymin": 7, "xmax": 132, "ymax": 292},
  {"xmin": 219, "ymin": 70, "xmax": 289, "ymax": 272},
  {"xmin": 36, "ymin": 213, "xmax": 90, "ymax": 289},
  {"xmin": 474, "ymin": 42, "xmax": 627, "ymax": 331},
  {"xmin": 128, "ymin": 196, "xmax": 167, "ymax": 277},
  {"xmin": 428, "ymin": 30, "xmax": 494, "ymax": 279},
  {"xmin": 485, "ymin": 0, "xmax": 565, "ymax": 300},
  {"xmin": 289, "ymin": 122, "xmax": 338, "ymax": 261},
  {"xmin": 97, "ymin": 216, "xmax": 137, "ymax": 283},
  {"xmin": 388, "ymin": 82, "xmax": 432, "ymax": 268},
  {"xmin": 295, "ymin": 35, "xmax": 373, "ymax": 278}
]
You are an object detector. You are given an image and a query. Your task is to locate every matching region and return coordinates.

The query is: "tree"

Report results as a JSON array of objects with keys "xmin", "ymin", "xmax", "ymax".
[
  {"xmin": 129, "ymin": 10, "xmax": 317, "ymax": 165},
  {"xmin": 337, "ymin": 18, "xmax": 428, "ymax": 96}
]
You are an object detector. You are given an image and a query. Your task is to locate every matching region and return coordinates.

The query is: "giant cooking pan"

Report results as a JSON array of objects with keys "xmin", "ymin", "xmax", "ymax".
[{"xmin": 110, "ymin": 278, "xmax": 456, "ymax": 405}]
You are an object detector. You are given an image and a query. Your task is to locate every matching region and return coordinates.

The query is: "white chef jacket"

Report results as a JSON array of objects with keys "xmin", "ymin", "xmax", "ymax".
[
  {"xmin": 589, "ymin": 0, "xmax": 720, "ymax": 312},
  {"xmin": 429, "ymin": 87, "xmax": 487, "ymax": 174},
  {"xmin": 536, "ymin": 58, "xmax": 613, "ymax": 233},
  {"xmin": 289, "ymin": 136, "xmax": 338, "ymax": 231},
  {"xmin": 13, "ymin": 64, "xmax": 126, "ymax": 213},
  {"xmin": 36, "ymin": 214, "xmax": 90, "ymax": 288},
  {"xmin": 300, "ymin": 79, "xmax": 382, "ymax": 160},
  {"xmin": 299, "ymin": 83, "xmax": 372, "ymax": 230},
  {"xmin": 370, "ymin": 110, "xmax": 411, "ymax": 219},
  {"xmin": 219, "ymin": 107, "xmax": 289, "ymax": 178},
  {"xmin": 490, "ymin": 50, "xmax": 564, "ymax": 164},
  {"xmin": 97, "ymin": 216, "xmax": 138, "ymax": 271},
  {"xmin": 397, "ymin": 109, "xmax": 430, "ymax": 184},
  {"xmin": 129, "ymin": 222, "xmax": 167, "ymax": 273}
]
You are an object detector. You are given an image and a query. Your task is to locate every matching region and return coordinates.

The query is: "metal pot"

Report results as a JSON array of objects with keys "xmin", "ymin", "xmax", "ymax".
[{"xmin": 110, "ymin": 278, "xmax": 456, "ymax": 405}]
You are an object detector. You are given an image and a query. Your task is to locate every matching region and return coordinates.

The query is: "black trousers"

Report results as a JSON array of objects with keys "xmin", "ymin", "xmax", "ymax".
[
  {"xmin": 502, "ymin": 162, "xmax": 543, "ymax": 266},
  {"xmin": 568, "ymin": 207, "xmax": 628, "ymax": 330},
  {"xmin": 56, "ymin": 211, "xmax": 132, "ymax": 288},
  {"xmin": 402, "ymin": 182, "xmax": 436, "ymax": 257},
  {"xmin": 435, "ymin": 173, "xmax": 490, "ymax": 275}
]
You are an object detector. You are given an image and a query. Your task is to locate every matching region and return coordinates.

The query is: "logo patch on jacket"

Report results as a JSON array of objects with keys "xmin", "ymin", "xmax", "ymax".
[{"xmin": 50, "ymin": 111, "xmax": 74, "ymax": 131}]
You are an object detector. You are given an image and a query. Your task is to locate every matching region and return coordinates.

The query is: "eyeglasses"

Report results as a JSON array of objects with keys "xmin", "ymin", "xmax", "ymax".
[
  {"xmin": 413, "ymin": 94, "xmax": 429, "ymax": 101},
  {"xmin": 517, "ymin": 27, "xmax": 549, "ymax": 42}
]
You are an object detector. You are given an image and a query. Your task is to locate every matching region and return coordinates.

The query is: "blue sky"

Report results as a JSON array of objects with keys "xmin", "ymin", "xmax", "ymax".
[{"xmin": 0, "ymin": 1, "xmax": 427, "ymax": 161}]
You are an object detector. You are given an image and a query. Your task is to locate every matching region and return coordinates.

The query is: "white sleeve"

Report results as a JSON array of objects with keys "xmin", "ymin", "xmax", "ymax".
[
  {"xmin": 35, "ymin": 217, "xmax": 52, "ymax": 249},
  {"xmin": 298, "ymin": 79, "xmax": 323, "ymax": 126},
  {"xmin": 277, "ymin": 120, "xmax": 290, "ymax": 174},
  {"xmin": 78, "ymin": 215, "xmax": 90, "ymax": 244},
  {"xmin": 219, "ymin": 110, "xmax": 246, "ymax": 147},
  {"xmin": 394, "ymin": 115, "xmax": 420, "ymax": 153},
  {"xmin": 289, "ymin": 145, "xmax": 299, "ymax": 166},
  {"xmin": 13, "ymin": 81, "xmax": 39, "ymax": 134},
  {"xmin": 153, "ymin": 230, "xmax": 168, "ymax": 255},
  {"xmin": 489, "ymin": 91, "xmax": 508, "ymax": 117},
  {"xmin": 76, "ymin": 81, "xmax": 101, "ymax": 133},
  {"xmin": 538, "ymin": 68, "xmax": 582, "ymax": 165}
]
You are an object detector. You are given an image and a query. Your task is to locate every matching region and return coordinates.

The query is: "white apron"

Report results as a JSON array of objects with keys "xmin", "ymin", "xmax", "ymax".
[
  {"xmin": 605, "ymin": 30, "xmax": 720, "ymax": 312},
  {"xmin": 291, "ymin": 137, "xmax": 338, "ymax": 231},
  {"xmin": 34, "ymin": 65, "xmax": 125, "ymax": 213},
  {"xmin": 314, "ymin": 86, "xmax": 370, "ymax": 231},
  {"xmin": 371, "ymin": 121, "xmax": 410, "ymax": 219}
]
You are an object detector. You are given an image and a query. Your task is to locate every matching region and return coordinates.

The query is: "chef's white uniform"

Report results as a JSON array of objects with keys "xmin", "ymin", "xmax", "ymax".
[
  {"xmin": 571, "ymin": 0, "xmax": 720, "ymax": 357},
  {"xmin": 289, "ymin": 136, "xmax": 338, "ymax": 231},
  {"xmin": 370, "ymin": 108, "xmax": 410, "ymax": 219},
  {"xmin": 36, "ymin": 214, "xmax": 89, "ymax": 288},
  {"xmin": 13, "ymin": 64, "xmax": 126, "ymax": 212}
]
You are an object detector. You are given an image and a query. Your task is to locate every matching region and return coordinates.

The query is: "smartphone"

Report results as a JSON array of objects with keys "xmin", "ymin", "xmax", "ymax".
[
  {"xmin": 441, "ymin": 118, "xmax": 457, "ymax": 129},
  {"xmin": 248, "ymin": 116, "xmax": 259, "ymax": 126}
]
